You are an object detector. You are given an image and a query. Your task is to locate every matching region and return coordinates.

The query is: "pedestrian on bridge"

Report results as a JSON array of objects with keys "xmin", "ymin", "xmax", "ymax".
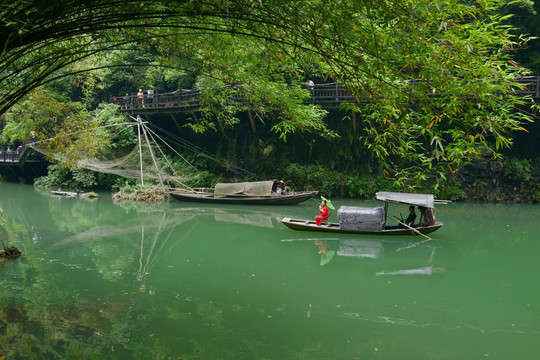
[{"xmin": 137, "ymin": 89, "xmax": 144, "ymax": 107}]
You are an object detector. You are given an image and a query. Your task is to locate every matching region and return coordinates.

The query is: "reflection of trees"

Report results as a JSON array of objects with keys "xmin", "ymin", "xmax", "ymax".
[
  {"xmin": 0, "ymin": 255, "xmax": 144, "ymax": 358},
  {"xmin": 0, "ymin": 190, "xmax": 190, "ymax": 358},
  {"xmin": 2, "ymin": 194, "xmax": 380, "ymax": 359},
  {"xmin": 47, "ymin": 192, "xmax": 118, "ymax": 234}
]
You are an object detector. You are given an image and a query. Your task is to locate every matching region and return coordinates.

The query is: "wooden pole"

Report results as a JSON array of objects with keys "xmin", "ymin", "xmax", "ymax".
[
  {"xmin": 389, "ymin": 216, "xmax": 456, "ymax": 244},
  {"xmin": 137, "ymin": 116, "xmax": 144, "ymax": 186},
  {"xmin": 139, "ymin": 120, "xmax": 166, "ymax": 191},
  {"xmin": 247, "ymin": 109, "xmax": 257, "ymax": 133},
  {"xmin": 390, "ymin": 216, "xmax": 432, "ymax": 241},
  {"xmin": 170, "ymin": 114, "xmax": 182, "ymax": 132}
]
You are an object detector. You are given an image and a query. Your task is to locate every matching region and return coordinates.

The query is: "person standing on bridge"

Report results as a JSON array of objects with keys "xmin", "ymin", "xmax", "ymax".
[
  {"xmin": 147, "ymin": 88, "xmax": 154, "ymax": 107},
  {"xmin": 122, "ymin": 93, "xmax": 130, "ymax": 110},
  {"xmin": 137, "ymin": 89, "xmax": 144, "ymax": 108}
]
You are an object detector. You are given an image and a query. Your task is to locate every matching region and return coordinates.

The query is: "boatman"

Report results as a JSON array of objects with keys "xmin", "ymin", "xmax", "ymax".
[
  {"xmin": 315, "ymin": 199, "xmax": 329, "ymax": 225},
  {"xmin": 398, "ymin": 205, "xmax": 417, "ymax": 228}
]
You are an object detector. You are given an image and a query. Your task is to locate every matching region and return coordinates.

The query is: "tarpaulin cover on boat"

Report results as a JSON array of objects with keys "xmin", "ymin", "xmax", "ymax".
[
  {"xmin": 214, "ymin": 180, "xmax": 274, "ymax": 197},
  {"xmin": 338, "ymin": 206, "xmax": 385, "ymax": 231},
  {"xmin": 376, "ymin": 192, "xmax": 434, "ymax": 208}
]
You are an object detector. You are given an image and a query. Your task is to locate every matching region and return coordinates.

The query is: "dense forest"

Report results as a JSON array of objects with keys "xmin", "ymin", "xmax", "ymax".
[{"xmin": 1, "ymin": 0, "xmax": 539, "ymax": 202}]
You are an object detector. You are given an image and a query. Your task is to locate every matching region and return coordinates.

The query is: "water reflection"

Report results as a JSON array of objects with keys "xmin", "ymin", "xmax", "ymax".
[
  {"xmin": 282, "ymin": 235, "xmax": 400, "ymax": 257},
  {"xmin": 41, "ymin": 205, "xmax": 284, "ymax": 284},
  {"xmin": 281, "ymin": 236, "xmax": 446, "ymax": 276},
  {"xmin": 287, "ymin": 238, "xmax": 385, "ymax": 265},
  {"xmin": 337, "ymin": 239, "xmax": 383, "ymax": 259},
  {"xmin": 2, "ymin": 184, "xmax": 540, "ymax": 359},
  {"xmin": 376, "ymin": 247, "xmax": 445, "ymax": 276}
]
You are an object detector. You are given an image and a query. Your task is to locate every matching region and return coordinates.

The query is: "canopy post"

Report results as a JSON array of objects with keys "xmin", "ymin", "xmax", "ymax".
[{"xmin": 383, "ymin": 202, "xmax": 388, "ymax": 229}]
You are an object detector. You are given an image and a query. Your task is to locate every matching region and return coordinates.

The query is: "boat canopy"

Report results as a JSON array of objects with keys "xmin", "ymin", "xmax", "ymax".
[
  {"xmin": 214, "ymin": 180, "xmax": 275, "ymax": 196},
  {"xmin": 376, "ymin": 192, "xmax": 434, "ymax": 208}
]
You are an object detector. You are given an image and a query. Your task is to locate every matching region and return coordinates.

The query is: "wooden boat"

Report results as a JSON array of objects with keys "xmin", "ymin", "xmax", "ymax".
[
  {"xmin": 281, "ymin": 192, "xmax": 445, "ymax": 235},
  {"xmin": 170, "ymin": 180, "xmax": 318, "ymax": 205},
  {"xmin": 51, "ymin": 190, "xmax": 98, "ymax": 198}
]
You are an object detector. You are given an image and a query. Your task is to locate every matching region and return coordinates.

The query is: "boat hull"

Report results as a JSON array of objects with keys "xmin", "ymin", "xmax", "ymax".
[
  {"xmin": 280, "ymin": 217, "xmax": 443, "ymax": 235},
  {"xmin": 170, "ymin": 191, "xmax": 317, "ymax": 205}
]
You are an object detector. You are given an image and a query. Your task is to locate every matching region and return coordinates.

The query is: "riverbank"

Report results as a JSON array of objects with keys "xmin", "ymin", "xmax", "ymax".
[
  {"xmin": 457, "ymin": 157, "xmax": 540, "ymax": 203},
  {"xmin": 2, "ymin": 154, "xmax": 539, "ymax": 204}
]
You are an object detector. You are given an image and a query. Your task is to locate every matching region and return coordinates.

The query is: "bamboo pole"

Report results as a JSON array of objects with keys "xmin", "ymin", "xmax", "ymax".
[
  {"xmin": 137, "ymin": 116, "xmax": 144, "ymax": 186},
  {"xmin": 247, "ymin": 109, "xmax": 257, "ymax": 133},
  {"xmin": 390, "ymin": 216, "xmax": 432, "ymax": 241},
  {"xmin": 139, "ymin": 117, "xmax": 166, "ymax": 191},
  {"xmin": 389, "ymin": 216, "xmax": 457, "ymax": 244}
]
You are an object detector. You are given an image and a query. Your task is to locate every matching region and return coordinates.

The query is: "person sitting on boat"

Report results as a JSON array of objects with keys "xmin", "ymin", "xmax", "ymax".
[
  {"xmin": 419, "ymin": 206, "xmax": 436, "ymax": 226},
  {"xmin": 273, "ymin": 180, "xmax": 286, "ymax": 195},
  {"xmin": 398, "ymin": 206, "xmax": 416, "ymax": 228},
  {"xmin": 315, "ymin": 199, "xmax": 329, "ymax": 225}
]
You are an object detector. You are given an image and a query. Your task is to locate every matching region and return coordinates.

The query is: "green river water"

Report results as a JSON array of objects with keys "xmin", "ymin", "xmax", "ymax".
[{"xmin": 0, "ymin": 182, "xmax": 539, "ymax": 359}]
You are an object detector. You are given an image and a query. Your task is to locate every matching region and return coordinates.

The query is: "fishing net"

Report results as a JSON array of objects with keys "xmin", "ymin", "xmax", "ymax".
[{"xmin": 28, "ymin": 118, "xmax": 192, "ymax": 191}]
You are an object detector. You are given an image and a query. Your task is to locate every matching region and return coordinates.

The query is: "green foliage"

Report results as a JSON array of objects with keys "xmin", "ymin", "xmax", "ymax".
[
  {"xmin": 283, "ymin": 163, "xmax": 396, "ymax": 199},
  {"xmin": 187, "ymin": 32, "xmax": 335, "ymax": 140},
  {"xmin": 33, "ymin": 164, "xmax": 71, "ymax": 190},
  {"xmin": 532, "ymin": 183, "xmax": 540, "ymax": 202},
  {"xmin": 33, "ymin": 164, "xmax": 103, "ymax": 190},
  {"xmin": 1, "ymin": 0, "xmax": 538, "ymax": 195},
  {"xmin": 343, "ymin": 174, "xmax": 397, "ymax": 199},
  {"xmin": 284, "ymin": 163, "xmax": 338, "ymax": 197},
  {"xmin": 436, "ymin": 177, "xmax": 466, "ymax": 201},
  {"xmin": 0, "ymin": 244, "xmax": 23, "ymax": 258},
  {"xmin": 1, "ymin": 87, "xmax": 87, "ymax": 144},
  {"xmin": 112, "ymin": 183, "xmax": 168, "ymax": 202},
  {"xmin": 70, "ymin": 168, "xmax": 97, "ymax": 188},
  {"xmin": 503, "ymin": 157, "xmax": 533, "ymax": 181}
]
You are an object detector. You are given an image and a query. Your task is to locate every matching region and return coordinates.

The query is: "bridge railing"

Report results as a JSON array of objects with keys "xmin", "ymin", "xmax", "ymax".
[
  {"xmin": 0, "ymin": 144, "xmax": 25, "ymax": 163},
  {"xmin": 111, "ymin": 89, "xmax": 202, "ymax": 111},
  {"xmin": 516, "ymin": 76, "xmax": 540, "ymax": 97},
  {"xmin": 113, "ymin": 76, "xmax": 540, "ymax": 111}
]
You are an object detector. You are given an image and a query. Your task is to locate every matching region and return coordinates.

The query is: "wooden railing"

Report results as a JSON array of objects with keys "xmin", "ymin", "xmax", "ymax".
[
  {"xmin": 113, "ymin": 76, "xmax": 540, "ymax": 112},
  {"xmin": 0, "ymin": 144, "xmax": 26, "ymax": 163}
]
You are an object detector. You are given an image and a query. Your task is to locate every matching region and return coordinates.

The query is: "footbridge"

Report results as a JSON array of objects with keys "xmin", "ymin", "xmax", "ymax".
[{"xmin": 112, "ymin": 76, "xmax": 540, "ymax": 114}]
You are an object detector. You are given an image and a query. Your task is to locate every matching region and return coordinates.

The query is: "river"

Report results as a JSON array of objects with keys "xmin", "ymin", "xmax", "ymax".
[{"xmin": 0, "ymin": 182, "xmax": 539, "ymax": 359}]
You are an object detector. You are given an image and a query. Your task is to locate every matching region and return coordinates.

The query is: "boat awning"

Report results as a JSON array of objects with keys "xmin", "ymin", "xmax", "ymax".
[
  {"xmin": 375, "ymin": 192, "xmax": 434, "ymax": 208},
  {"xmin": 214, "ymin": 180, "xmax": 275, "ymax": 196}
]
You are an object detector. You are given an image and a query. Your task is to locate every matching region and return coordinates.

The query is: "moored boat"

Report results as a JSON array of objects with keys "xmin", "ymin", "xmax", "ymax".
[
  {"xmin": 170, "ymin": 180, "xmax": 318, "ymax": 205},
  {"xmin": 281, "ymin": 192, "xmax": 445, "ymax": 235}
]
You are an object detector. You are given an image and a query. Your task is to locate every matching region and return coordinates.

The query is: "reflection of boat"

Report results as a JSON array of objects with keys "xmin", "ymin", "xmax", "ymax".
[
  {"xmin": 170, "ymin": 206, "xmax": 282, "ymax": 228},
  {"xmin": 282, "ymin": 237, "xmax": 385, "ymax": 260},
  {"xmin": 375, "ymin": 265, "xmax": 445, "ymax": 276},
  {"xmin": 337, "ymin": 239, "xmax": 383, "ymax": 259},
  {"xmin": 281, "ymin": 192, "xmax": 444, "ymax": 235},
  {"xmin": 213, "ymin": 208, "xmax": 275, "ymax": 228},
  {"xmin": 171, "ymin": 180, "xmax": 317, "ymax": 205}
]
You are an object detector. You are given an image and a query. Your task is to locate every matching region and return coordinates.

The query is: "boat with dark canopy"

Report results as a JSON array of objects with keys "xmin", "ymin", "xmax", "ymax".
[
  {"xmin": 281, "ymin": 192, "xmax": 445, "ymax": 235},
  {"xmin": 171, "ymin": 180, "xmax": 318, "ymax": 205}
]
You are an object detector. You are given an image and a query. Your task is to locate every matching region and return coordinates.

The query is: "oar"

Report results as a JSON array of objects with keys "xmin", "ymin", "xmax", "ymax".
[
  {"xmin": 389, "ymin": 216, "xmax": 457, "ymax": 244},
  {"xmin": 281, "ymin": 237, "xmax": 341, "ymax": 242},
  {"xmin": 390, "ymin": 216, "xmax": 433, "ymax": 240},
  {"xmin": 392, "ymin": 238, "xmax": 432, "ymax": 253}
]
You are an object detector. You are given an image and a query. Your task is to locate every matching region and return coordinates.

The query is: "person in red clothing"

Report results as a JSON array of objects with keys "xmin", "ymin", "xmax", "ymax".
[{"xmin": 315, "ymin": 199, "xmax": 329, "ymax": 225}]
